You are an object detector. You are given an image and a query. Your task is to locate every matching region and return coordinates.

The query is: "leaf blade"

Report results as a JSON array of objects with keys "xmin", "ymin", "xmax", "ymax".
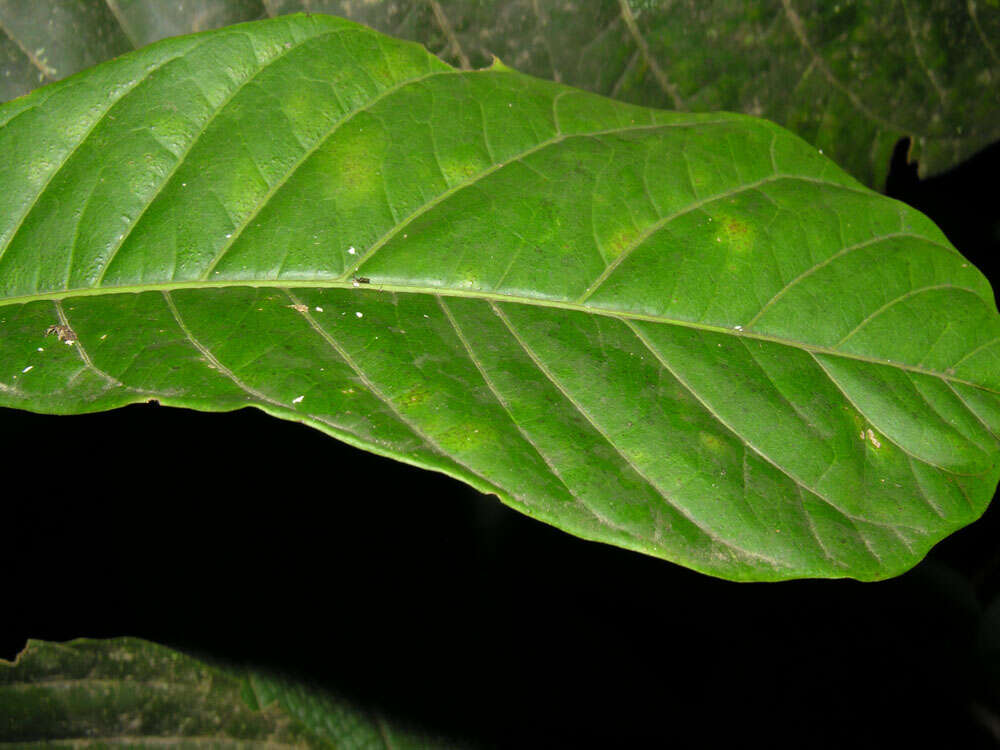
[{"xmin": 0, "ymin": 14, "xmax": 997, "ymax": 581}]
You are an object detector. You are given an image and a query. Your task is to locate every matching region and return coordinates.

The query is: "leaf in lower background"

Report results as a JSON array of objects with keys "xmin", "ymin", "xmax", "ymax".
[
  {"xmin": 1, "ymin": 1, "xmax": 998, "ymax": 189},
  {"xmin": 0, "ymin": 638, "xmax": 465, "ymax": 748},
  {"xmin": 0, "ymin": 14, "xmax": 998, "ymax": 581},
  {"xmin": 976, "ymin": 594, "xmax": 1000, "ymax": 740},
  {"xmin": 983, "ymin": 594, "xmax": 1000, "ymax": 688}
]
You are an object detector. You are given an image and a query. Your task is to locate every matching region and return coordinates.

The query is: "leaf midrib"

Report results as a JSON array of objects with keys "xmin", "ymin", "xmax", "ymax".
[
  {"xmin": 4, "ymin": 38, "xmax": 985, "ymax": 398},
  {"xmin": 2, "ymin": 278, "xmax": 995, "ymax": 396}
]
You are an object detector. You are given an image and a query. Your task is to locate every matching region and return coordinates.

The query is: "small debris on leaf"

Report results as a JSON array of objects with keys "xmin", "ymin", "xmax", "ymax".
[
  {"xmin": 45, "ymin": 324, "xmax": 77, "ymax": 344},
  {"xmin": 287, "ymin": 304, "xmax": 309, "ymax": 313}
]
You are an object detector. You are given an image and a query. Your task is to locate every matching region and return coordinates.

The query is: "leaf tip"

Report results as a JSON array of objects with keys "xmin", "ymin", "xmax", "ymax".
[{"xmin": 486, "ymin": 54, "xmax": 513, "ymax": 72}]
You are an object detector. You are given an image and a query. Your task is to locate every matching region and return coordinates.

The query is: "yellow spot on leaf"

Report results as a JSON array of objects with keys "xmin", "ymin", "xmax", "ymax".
[
  {"xmin": 715, "ymin": 215, "xmax": 754, "ymax": 258},
  {"xmin": 604, "ymin": 226, "xmax": 640, "ymax": 261},
  {"xmin": 317, "ymin": 119, "xmax": 387, "ymax": 203},
  {"xmin": 397, "ymin": 383, "xmax": 432, "ymax": 408},
  {"xmin": 699, "ymin": 431, "xmax": 724, "ymax": 453},
  {"xmin": 436, "ymin": 422, "xmax": 492, "ymax": 452},
  {"xmin": 439, "ymin": 157, "xmax": 490, "ymax": 186}
]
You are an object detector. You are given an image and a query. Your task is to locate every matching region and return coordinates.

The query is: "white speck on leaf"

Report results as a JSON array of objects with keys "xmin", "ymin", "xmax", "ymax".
[
  {"xmin": 355, "ymin": 311, "xmax": 363, "ymax": 318},
  {"xmin": 734, "ymin": 325, "xmax": 743, "ymax": 331},
  {"xmin": 866, "ymin": 428, "xmax": 881, "ymax": 449},
  {"xmin": 36, "ymin": 347, "xmax": 43, "ymax": 352},
  {"xmin": 315, "ymin": 306, "xmax": 323, "ymax": 312},
  {"xmin": 21, "ymin": 365, "xmax": 33, "ymax": 373},
  {"xmin": 347, "ymin": 246, "xmax": 357, "ymax": 255},
  {"xmin": 292, "ymin": 395, "xmax": 304, "ymax": 404}
]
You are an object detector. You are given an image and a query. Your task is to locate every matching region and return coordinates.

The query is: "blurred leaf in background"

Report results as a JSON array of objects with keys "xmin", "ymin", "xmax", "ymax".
[
  {"xmin": 0, "ymin": 637, "xmax": 468, "ymax": 748},
  {"xmin": 1, "ymin": 0, "xmax": 998, "ymax": 189}
]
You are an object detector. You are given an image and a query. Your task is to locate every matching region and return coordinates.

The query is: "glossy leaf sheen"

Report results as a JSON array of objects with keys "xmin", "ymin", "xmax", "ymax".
[
  {"xmin": 0, "ymin": 638, "xmax": 461, "ymax": 748},
  {"xmin": 0, "ymin": 14, "xmax": 997, "ymax": 581}
]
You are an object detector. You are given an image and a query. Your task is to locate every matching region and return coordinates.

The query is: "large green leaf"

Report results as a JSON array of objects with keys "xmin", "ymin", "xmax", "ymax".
[
  {"xmin": 0, "ymin": 14, "xmax": 997, "ymax": 581},
  {"xmin": 2, "ymin": 1, "xmax": 998, "ymax": 189},
  {"xmin": 0, "ymin": 638, "xmax": 465, "ymax": 748}
]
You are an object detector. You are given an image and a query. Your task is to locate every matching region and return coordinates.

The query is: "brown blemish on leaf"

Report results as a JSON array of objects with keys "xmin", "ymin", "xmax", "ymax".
[
  {"xmin": 724, "ymin": 218, "xmax": 749, "ymax": 236},
  {"xmin": 45, "ymin": 323, "xmax": 77, "ymax": 344},
  {"xmin": 287, "ymin": 304, "xmax": 309, "ymax": 313},
  {"xmin": 721, "ymin": 217, "xmax": 754, "ymax": 255}
]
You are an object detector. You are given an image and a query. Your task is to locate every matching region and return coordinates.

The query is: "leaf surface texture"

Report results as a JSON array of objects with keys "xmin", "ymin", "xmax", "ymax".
[{"xmin": 0, "ymin": 14, "xmax": 997, "ymax": 580}]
